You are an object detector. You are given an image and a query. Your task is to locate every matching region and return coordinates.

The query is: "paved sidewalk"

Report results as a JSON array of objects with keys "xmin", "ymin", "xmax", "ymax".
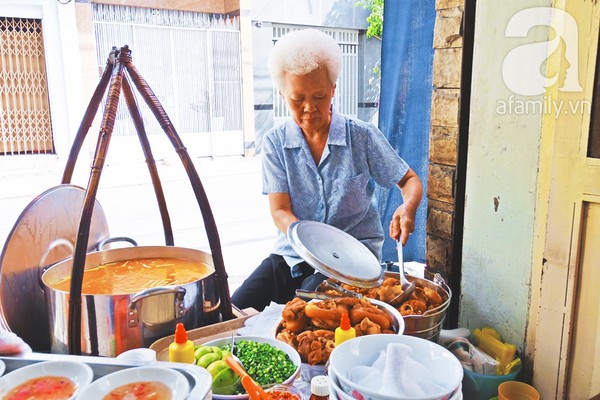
[{"xmin": 0, "ymin": 155, "xmax": 275, "ymax": 294}]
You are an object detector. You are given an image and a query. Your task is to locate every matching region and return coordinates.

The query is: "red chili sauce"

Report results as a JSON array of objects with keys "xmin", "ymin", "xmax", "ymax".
[
  {"xmin": 3, "ymin": 376, "xmax": 76, "ymax": 400},
  {"xmin": 102, "ymin": 381, "xmax": 172, "ymax": 400},
  {"xmin": 267, "ymin": 390, "xmax": 300, "ymax": 400}
]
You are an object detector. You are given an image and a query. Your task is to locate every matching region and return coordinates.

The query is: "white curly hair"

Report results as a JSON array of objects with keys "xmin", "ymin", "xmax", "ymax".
[{"xmin": 268, "ymin": 29, "xmax": 342, "ymax": 92}]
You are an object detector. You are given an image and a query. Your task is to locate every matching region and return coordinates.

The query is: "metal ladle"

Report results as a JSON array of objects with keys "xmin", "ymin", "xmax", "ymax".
[{"xmin": 388, "ymin": 240, "xmax": 416, "ymax": 306}]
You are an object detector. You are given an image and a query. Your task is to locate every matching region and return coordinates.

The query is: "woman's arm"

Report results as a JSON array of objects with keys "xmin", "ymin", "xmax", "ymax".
[
  {"xmin": 268, "ymin": 192, "xmax": 299, "ymax": 234},
  {"xmin": 389, "ymin": 168, "xmax": 423, "ymax": 245}
]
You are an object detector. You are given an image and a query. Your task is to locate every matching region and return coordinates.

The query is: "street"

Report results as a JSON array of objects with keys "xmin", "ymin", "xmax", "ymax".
[{"xmin": 0, "ymin": 155, "xmax": 275, "ymax": 295}]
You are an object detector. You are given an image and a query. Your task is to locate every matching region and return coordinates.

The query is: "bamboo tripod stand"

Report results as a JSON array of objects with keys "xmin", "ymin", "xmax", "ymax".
[{"xmin": 61, "ymin": 45, "xmax": 234, "ymax": 355}]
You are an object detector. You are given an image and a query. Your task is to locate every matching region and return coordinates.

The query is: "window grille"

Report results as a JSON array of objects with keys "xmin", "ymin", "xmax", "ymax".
[
  {"xmin": 272, "ymin": 25, "xmax": 359, "ymax": 120},
  {"xmin": 0, "ymin": 17, "xmax": 54, "ymax": 156},
  {"xmin": 92, "ymin": 4, "xmax": 243, "ymax": 140}
]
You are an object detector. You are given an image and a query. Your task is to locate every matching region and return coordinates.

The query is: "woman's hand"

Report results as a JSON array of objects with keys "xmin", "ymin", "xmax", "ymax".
[
  {"xmin": 389, "ymin": 168, "xmax": 423, "ymax": 245},
  {"xmin": 389, "ymin": 204, "xmax": 416, "ymax": 246}
]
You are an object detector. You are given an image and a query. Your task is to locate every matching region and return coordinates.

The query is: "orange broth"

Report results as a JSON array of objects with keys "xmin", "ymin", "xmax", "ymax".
[
  {"xmin": 102, "ymin": 381, "xmax": 172, "ymax": 400},
  {"xmin": 3, "ymin": 376, "xmax": 76, "ymax": 400},
  {"xmin": 50, "ymin": 257, "xmax": 212, "ymax": 295}
]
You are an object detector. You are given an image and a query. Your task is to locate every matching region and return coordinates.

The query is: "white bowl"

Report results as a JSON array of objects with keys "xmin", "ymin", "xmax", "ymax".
[
  {"xmin": 0, "ymin": 360, "xmax": 93, "ymax": 399},
  {"xmin": 329, "ymin": 367, "xmax": 462, "ymax": 400},
  {"xmin": 328, "ymin": 366, "xmax": 354, "ymax": 400},
  {"xmin": 329, "ymin": 334, "xmax": 463, "ymax": 400},
  {"xmin": 0, "ymin": 359, "xmax": 5, "ymax": 377},
  {"xmin": 202, "ymin": 335, "xmax": 302, "ymax": 400},
  {"xmin": 77, "ymin": 366, "xmax": 189, "ymax": 400}
]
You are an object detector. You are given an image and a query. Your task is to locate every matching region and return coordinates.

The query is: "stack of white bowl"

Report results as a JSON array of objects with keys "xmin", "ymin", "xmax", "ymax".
[{"xmin": 328, "ymin": 334, "xmax": 463, "ymax": 400}]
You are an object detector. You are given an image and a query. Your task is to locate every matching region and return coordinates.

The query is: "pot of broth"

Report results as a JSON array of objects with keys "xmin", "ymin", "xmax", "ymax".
[{"xmin": 40, "ymin": 245, "xmax": 220, "ymax": 357}]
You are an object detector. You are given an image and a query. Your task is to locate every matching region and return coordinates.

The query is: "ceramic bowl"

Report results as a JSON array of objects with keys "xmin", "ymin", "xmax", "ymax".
[
  {"xmin": 329, "ymin": 366, "xmax": 356, "ymax": 400},
  {"xmin": 77, "ymin": 366, "xmax": 190, "ymax": 400},
  {"xmin": 0, "ymin": 360, "xmax": 93, "ymax": 400},
  {"xmin": 329, "ymin": 334, "xmax": 463, "ymax": 400},
  {"xmin": 202, "ymin": 335, "xmax": 302, "ymax": 400}
]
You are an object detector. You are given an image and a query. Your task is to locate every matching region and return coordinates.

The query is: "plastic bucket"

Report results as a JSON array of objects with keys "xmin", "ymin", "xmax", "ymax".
[
  {"xmin": 498, "ymin": 381, "xmax": 540, "ymax": 400},
  {"xmin": 462, "ymin": 364, "xmax": 522, "ymax": 400}
]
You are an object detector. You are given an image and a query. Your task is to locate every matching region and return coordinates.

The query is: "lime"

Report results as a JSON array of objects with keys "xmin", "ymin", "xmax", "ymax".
[
  {"xmin": 197, "ymin": 352, "xmax": 221, "ymax": 368},
  {"xmin": 206, "ymin": 360, "xmax": 230, "ymax": 378},
  {"xmin": 210, "ymin": 346, "xmax": 223, "ymax": 358},
  {"xmin": 194, "ymin": 346, "xmax": 213, "ymax": 360},
  {"xmin": 212, "ymin": 368, "xmax": 241, "ymax": 395}
]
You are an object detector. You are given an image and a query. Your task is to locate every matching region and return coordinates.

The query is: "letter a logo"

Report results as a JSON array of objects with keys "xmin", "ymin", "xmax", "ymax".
[{"xmin": 502, "ymin": 7, "xmax": 582, "ymax": 96}]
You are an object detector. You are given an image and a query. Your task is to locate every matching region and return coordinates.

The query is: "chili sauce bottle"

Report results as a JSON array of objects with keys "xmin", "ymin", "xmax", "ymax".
[
  {"xmin": 169, "ymin": 323, "xmax": 195, "ymax": 363},
  {"xmin": 334, "ymin": 312, "xmax": 356, "ymax": 346}
]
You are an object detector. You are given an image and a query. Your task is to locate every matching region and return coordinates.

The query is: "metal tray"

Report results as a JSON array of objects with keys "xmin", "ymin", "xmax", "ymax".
[{"xmin": 0, "ymin": 352, "xmax": 211, "ymax": 399}]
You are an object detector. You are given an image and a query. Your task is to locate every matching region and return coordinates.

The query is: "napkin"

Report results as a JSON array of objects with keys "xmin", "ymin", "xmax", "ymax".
[
  {"xmin": 0, "ymin": 328, "xmax": 31, "ymax": 356},
  {"xmin": 236, "ymin": 302, "xmax": 283, "ymax": 338},
  {"xmin": 348, "ymin": 343, "xmax": 446, "ymax": 397}
]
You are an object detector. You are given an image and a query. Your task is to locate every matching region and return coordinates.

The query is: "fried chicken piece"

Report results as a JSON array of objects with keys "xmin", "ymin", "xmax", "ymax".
[
  {"xmin": 296, "ymin": 330, "xmax": 335, "ymax": 365},
  {"xmin": 309, "ymin": 317, "xmax": 339, "ymax": 330},
  {"xmin": 424, "ymin": 287, "xmax": 443, "ymax": 307},
  {"xmin": 281, "ymin": 297, "xmax": 309, "ymax": 333},
  {"xmin": 354, "ymin": 317, "xmax": 382, "ymax": 336},
  {"xmin": 377, "ymin": 283, "xmax": 404, "ymax": 303},
  {"xmin": 399, "ymin": 299, "xmax": 428, "ymax": 316},
  {"xmin": 276, "ymin": 328, "xmax": 298, "ymax": 348}
]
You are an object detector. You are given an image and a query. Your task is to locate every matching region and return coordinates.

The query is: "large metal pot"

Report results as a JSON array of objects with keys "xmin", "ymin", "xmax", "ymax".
[
  {"xmin": 402, "ymin": 272, "xmax": 451, "ymax": 341},
  {"xmin": 317, "ymin": 270, "xmax": 451, "ymax": 342},
  {"xmin": 41, "ymin": 245, "xmax": 220, "ymax": 357}
]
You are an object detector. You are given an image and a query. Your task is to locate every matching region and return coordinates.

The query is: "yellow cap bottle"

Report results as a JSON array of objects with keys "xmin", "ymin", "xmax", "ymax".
[
  {"xmin": 335, "ymin": 312, "xmax": 356, "ymax": 346},
  {"xmin": 168, "ymin": 323, "xmax": 195, "ymax": 364}
]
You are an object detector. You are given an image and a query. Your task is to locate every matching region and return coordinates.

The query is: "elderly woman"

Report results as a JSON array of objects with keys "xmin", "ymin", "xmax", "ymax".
[{"xmin": 231, "ymin": 29, "xmax": 422, "ymax": 311}]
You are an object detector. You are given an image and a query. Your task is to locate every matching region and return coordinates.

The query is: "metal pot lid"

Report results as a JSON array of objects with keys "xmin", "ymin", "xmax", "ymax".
[
  {"xmin": 287, "ymin": 221, "xmax": 384, "ymax": 288},
  {"xmin": 0, "ymin": 185, "xmax": 109, "ymax": 352}
]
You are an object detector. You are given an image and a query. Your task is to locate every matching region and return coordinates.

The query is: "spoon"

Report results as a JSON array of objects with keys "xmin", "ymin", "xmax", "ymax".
[{"xmin": 389, "ymin": 240, "xmax": 415, "ymax": 306}]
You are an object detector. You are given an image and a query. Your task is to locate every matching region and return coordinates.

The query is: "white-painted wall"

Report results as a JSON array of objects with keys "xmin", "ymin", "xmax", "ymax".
[{"xmin": 461, "ymin": 0, "xmax": 552, "ymax": 351}]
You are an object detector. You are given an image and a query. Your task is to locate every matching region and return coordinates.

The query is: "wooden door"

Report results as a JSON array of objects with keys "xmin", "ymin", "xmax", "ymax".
[{"xmin": 533, "ymin": 1, "xmax": 600, "ymax": 399}]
